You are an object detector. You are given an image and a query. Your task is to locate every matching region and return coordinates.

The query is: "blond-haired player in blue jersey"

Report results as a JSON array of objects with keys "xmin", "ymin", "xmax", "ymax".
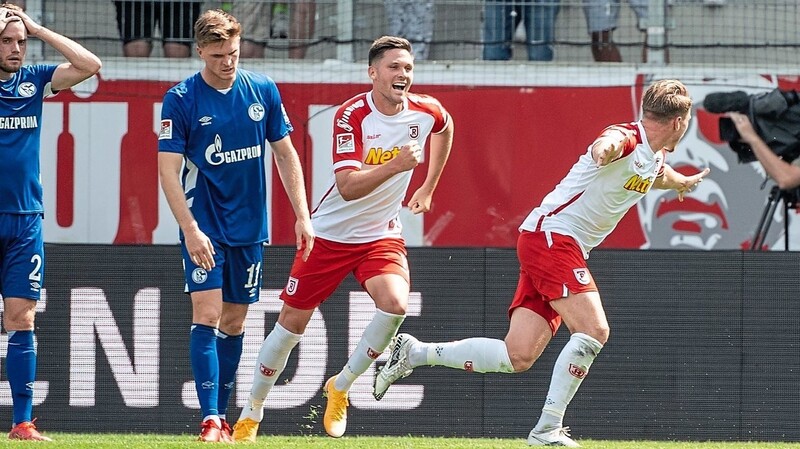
[{"xmin": 158, "ymin": 8, "xmax": 314, "ymax": 443}]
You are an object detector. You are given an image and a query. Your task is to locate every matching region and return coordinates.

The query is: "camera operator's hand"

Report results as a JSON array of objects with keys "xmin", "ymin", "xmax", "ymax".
[{"xmin": 727, "ymin": 112, "xmax": 760, "ymax": 145}]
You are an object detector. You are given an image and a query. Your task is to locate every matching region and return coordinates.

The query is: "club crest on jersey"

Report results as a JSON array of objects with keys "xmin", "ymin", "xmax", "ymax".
[
  {"xmin": 192, "ymin": 268, "xmax": 208, "ymax": 284},
  {"xmin": 248, "ymin": 103, "xmax": 265, "ymax": 121},
  {"xmin": 337, "ymin": 133, "xmax": 355, "ymax": 154},
  {"xmin": 17, "ymin": 82, "xmax": 35, "ymax": 97},
  {"xmin": 285, "ymin": 276, "xmax": 298, "ymax": 295},
  {"xmin": 158, "ymin": 119, "xmax": 172, "ymax": 140},
  {"xmin": 573, "ymin": 268, "xmax": 591, "ymax": 285},
  {"xmin": 408, "ymin": 123, "xmax": 420, "ymax": 139}
]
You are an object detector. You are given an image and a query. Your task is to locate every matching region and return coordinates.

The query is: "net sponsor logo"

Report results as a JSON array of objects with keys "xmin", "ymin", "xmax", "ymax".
[
  {"xmin": 623, "ymin": 174, "xmax": 653, "ymax": 194},
  {"xmin": 365, "ymin": 146, "xmax": 400, "ymax": 165}
]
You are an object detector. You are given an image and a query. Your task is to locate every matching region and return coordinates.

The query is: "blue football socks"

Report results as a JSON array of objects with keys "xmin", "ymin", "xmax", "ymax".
[
  {"xmin": 190, "ymin": 324, "xmax": 219, "ymax": 417},
  {"xmin": 216, "ymin": 331, "xmax": 243, "ymax": 417},
  {"xmin": 7, "ymin": 330, "xmax": 35, "ymax": 425}
]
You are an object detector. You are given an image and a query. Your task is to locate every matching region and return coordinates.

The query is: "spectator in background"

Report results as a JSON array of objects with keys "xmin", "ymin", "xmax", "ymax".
[
  {"xmin": 583, "ymin": 0, "xmax": 668, "ymax": 62},
  {"xmin": 226, "ymin": 1, "xmax": 315, "ymax": 59},
  {"xmin": 113, "ymin": 0, "xmax": 202, "ymax": 57},
  {"xmin": 483, "ymin": 0, "xmax": 560, "ymax": 61},
  {"xmin": 384, "ymin": 0, "xmax": 434, "ymax": 61}
]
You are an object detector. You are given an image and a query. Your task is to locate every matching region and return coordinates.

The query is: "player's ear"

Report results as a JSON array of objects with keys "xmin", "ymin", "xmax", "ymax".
[{"xmin": 368, "ymin": 66, "xmax": 376, "ymax": 80}]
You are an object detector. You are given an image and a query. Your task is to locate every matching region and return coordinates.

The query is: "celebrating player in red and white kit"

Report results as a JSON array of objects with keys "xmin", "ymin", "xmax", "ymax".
[
  {"xmin": 375, "ymin": 79, "xmax": 709, "ymax": 447},
  {"xmin": 232, "ymin": 35, "xmax": 454, "ymax": 442}
]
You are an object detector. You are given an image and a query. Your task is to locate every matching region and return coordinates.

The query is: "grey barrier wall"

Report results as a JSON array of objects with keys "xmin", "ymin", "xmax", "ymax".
[{"xmin": 4, "ymin": 244, "xmax": 799, "ymax": 442}]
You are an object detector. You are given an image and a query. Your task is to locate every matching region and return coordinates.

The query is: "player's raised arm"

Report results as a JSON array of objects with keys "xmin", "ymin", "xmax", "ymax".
[
  {"xmin": 10, "ymin": 7, "xmax": 101, "ymax": 91},
  {"xmin": 592, "ymin": 127, "xmax": 635, "ymax": 167},
  {"xmin": 654, "ymin": 164, "xmax": 711, "ymax": 202}
]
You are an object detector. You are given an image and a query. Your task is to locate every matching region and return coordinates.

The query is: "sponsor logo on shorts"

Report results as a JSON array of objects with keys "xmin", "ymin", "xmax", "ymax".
[
  {"xmin": 260, "ymin": 363, "xmax": 277, "ymax": 377},
  {"xmin": 463, "ymin": 361, "xmax": 474, "ymax": 372},
  {"xmin": 367, "ymin": 348, "xmax": 381, "ymax": 359},
  {"xmin": 285, "ymin": 276, "xmax": 298, "ymax": 295},
  {"xmin": 336, "ymin": 133, "xmax": 355, "ymax": 154},
  {"xmin": 158, "ymin": 119, "xmax": 172, "ymax": 140},
  {"xmin": 573, "ymin": 268, "xmax": 591, "ymax": 285},
  {"xmin": 192, "ymin": 268, "xmax": 208, "ymax": 284},
  {"xmin": 568, "ymin": 363, "xmax": 587, "ymax": 379}
]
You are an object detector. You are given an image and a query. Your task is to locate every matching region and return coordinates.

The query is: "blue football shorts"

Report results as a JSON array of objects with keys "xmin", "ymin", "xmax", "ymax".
[
  {"xmin": 0, "ymin": 213, "xmax": 44, "ymax": 301},
  {"xmin": 181, "ymin": 240, "xmax": 263, "ymax": 304}
]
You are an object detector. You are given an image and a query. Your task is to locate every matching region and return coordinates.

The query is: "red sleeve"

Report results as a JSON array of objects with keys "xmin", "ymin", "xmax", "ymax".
[
  {"xmin": 595, "ymin": 123, "xmax": 640, "ymax": 160},
  {"xmin": 408, "ymin": 93, "xmax": 449, "ymax": 134}
]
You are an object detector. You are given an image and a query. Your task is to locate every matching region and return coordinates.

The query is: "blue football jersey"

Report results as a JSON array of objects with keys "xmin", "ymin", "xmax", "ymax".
[
  {"xmin": 0, "ymin": 64, "xmax": 57, "ymax": 214},
  {"xmin": 159, "ymin": 69, "xmax": 292, "ymax": 246}
]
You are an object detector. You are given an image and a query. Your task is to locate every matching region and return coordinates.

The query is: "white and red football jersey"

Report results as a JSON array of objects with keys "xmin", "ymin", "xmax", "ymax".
[
  {"xmin": 311, "ymin": 91, "xmax": 449, "ymax": 243},
  {"xmin": 520, "ymin": 121, "xmax": 665, "ymax": 257}
]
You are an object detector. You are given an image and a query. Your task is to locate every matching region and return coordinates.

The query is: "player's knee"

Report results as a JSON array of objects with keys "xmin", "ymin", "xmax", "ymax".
[
  {"xmin": 508, "ymin": 351, "xmax": 537, "ymax": 372},
  {"xmin": 587, "ymin": 325, "xmax": 610, "ymax": 345}
]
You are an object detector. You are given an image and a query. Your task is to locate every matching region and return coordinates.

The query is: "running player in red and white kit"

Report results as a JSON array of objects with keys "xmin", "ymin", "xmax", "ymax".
[
  {"xmin": 232, "ymin": 35, "xmax": 454, "ymax": 442},
  {"xmin": 375, "ymin": 79, "xmax": 709, "ymax": 447}
]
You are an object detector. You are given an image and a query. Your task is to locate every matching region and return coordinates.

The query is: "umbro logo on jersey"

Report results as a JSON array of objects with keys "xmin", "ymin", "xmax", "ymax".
[{"xmin": 199, "ymin": 116, "xmax": 212, "ymax": 126}]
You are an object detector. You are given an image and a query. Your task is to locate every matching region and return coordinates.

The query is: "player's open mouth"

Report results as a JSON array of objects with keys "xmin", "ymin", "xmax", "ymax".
[{"xmin": 392, "ymin": 83, "xmax": 406, "ymax": 92}]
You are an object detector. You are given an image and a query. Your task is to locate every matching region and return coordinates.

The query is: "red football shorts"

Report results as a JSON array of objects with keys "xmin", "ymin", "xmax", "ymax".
[
  {"xmin": 509, "ymin": 230, "xmax": 598, "ymax": 335},
  {"xmin": 280, "ymin": 237, "xmax": 409, "ymax": 310}
]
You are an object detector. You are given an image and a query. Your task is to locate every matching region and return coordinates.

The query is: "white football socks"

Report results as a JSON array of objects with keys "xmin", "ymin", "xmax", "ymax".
[
  {"xmin": 535, "ymin": 332, "xmax": 603, "ymax": 432},
  {"xmin": 335, "ymin": 309, "xmax": 405, "ymax": 391},
  {"xmin": 415, "ymin": 337, "xmax": 514, "ymax": 373},
  {"xmin": 239, "ymin": 323, "xmax": 302, "ymax": 422}
]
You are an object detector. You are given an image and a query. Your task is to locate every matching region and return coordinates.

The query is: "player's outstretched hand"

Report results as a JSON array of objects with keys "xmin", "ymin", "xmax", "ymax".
[
  {"xmin": 675, "ymin": 167, "xmax": 711, "ymax": 202},
  {"xmin": 593, "ymin": 128, "xmax": 635, "ymax": 167}
]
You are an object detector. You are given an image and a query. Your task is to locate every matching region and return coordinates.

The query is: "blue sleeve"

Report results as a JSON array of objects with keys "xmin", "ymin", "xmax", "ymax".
[
  {"xmin": 264, "ymin": 80, "xmax": 292, "ymax": 143},
  {"xmin": 158, "ymin": 89, "xmax": 189, "ymax": 153},
  {"xmin": 29, "ymin": 64, "xmax": 58, "ymax": 89}
]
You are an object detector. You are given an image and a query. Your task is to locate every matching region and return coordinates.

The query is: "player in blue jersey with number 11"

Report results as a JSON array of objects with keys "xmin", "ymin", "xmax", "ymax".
[
  {"xmin": 0, "ymin": 2, "xmax": 101, "ymax": 442},
  {"xmin": 158, "ymin": 8, "xmax": 314, "ymax": 443}
]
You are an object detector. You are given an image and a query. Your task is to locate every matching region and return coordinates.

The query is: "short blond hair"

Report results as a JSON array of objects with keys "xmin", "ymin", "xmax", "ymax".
[
  {"xmin": 642, "ymin": 79, "xmax": 693, "ymax": 123},
  {"xmin": 194, "ymin": 9, "xmax": 241, "ymax": 48}
]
